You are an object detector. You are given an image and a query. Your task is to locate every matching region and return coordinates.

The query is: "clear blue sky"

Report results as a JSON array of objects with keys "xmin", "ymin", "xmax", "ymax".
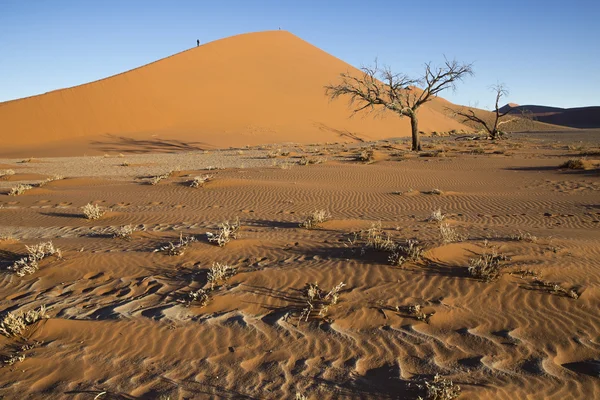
[{"xmin": 1, "ymin": 0, "xmax": 598, "ymax": 109}]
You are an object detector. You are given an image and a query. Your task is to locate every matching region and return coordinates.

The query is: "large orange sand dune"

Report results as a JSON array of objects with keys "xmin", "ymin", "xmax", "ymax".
[{"xmin": 0, "ymin": 31, "xmax": 470, "ymax": 157}]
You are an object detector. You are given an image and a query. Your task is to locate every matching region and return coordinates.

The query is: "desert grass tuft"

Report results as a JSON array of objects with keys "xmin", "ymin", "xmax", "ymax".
[
  {"xmin": 207, "ymin": 262, "xmax": 236, "ymax": 290},
  {"xmin": 389, "ymin": 239, "xmax": 424, "ymax": 266},
  {"xmin": 206, "ymin": 218, "xmax": 240, "ymax": 246},
  {"xmin": 427, "ymin": 208, "xmax": 446, "ymax": 222}
]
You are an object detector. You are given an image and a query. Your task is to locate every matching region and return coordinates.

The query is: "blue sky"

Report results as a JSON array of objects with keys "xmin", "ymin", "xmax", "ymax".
[{"xmin": 1, "ymin": 0, "xmax": 598, "ymax": 108}]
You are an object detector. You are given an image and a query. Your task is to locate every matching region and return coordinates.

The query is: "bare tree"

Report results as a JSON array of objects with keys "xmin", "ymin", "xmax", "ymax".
[
  {"xmin": 448, "ymin": 84, "xmax": 515, "ymax": 140},
  {"xmin": 325, "ymin": 59, "xmax": 473, "ymax": 151}
]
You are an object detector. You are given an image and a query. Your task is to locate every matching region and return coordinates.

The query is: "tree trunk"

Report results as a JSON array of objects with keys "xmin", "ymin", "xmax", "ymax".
[{"xmin": 410, "ymin": 115, "xmax": 421, "ymax": 151}]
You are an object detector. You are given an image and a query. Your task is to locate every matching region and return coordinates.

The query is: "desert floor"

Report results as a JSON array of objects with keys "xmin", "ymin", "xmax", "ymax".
[{"xmin": 1, "ymin": 131, "xmax": 599, "ymax": 399}]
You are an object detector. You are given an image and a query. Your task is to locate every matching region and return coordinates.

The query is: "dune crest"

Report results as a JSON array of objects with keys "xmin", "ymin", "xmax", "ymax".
[{"xmin": 0, "ymin": 31, "xmax": 470, "ymax": 157}]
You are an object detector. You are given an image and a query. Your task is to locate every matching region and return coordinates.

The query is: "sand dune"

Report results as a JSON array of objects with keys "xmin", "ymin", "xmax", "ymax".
[
  {"xmin": 1, "ymin": 132, "xmax": 599, "ymax": 398},
  {"xmin": 0, "ymin": 31, "xmax": 471, "ymax": 157}
]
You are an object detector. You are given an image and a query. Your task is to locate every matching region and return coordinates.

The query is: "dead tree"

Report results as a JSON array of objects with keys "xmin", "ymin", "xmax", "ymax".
[
  {"xmin": 325, "ymin": 59, "xmax": 473, "ymax": 151},
  {"xmin": 448, "ymin": 84, "xmax": 515, "ymax": 140}
]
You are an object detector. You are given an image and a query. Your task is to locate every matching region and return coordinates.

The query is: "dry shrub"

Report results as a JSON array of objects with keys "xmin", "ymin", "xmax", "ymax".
[
  {"xmin": 363, "ymin": 222, "xmax": 395, "ymax": 252},
  {"xmin": 154, "ymin": 233, "xmax": 196, "ymax": 256},
  {"xmin": 402, "ymin": 304, "xmax": 434, "ymax": 323},
  {"xmin": 182, "ymin": 289, "xmax": 209, "ymax": 307},
  {"xmin": 112, "ymin": 224, "xmax": 137, "ymax": 240},
  {"xmin": 207, "ymin": 218, "xmax": 240, "ymax": 246},
  {"xmin": 416, "ymin": 374, "xmax": 461, "ymax": 400},
  {"xmin": 531, "ymin": 278, "xmax": 579, "ymax": 299},
  {"xmin": 299, "ymin": 156, "xmax": 326, "ymax": 165},
  {"xmin": 148, "ymin": 170, "xmax": 173, "ymax": 185},
  {"xmin": 467, "ymin": 250, "xmax": 508, "ymax": 281},
  {"xmin": 427, "ymin": 208, "xmax": 446, "ymax": 222},
  {"xmin": 424, "ymin": 188, "xmax": 443, "ymax": 195},
  {"xmin": 509, "ymin": 231, "xmax": 538, "ymax": 243},
  {"xmin": 8, "ymin": 183, "xmax": 33, "ymax": 196},
  {"xmin": 190, "ymin": 174, "xmax": 214, "ymax": 188},
  {"xmin": 37, "ymin": 175, "xmax": 64, "ymax": 187},
  {"xmin": 357, "ymin": 148, "xmax": 375, "ymax": 162},
  {"xmin": 439, "ymin": 223, "xmax": 463, "ymax": 243},
  {"xmin": 0, "ymin": 169, "xmax": 15, "ymax": 179},
  {"xmin": 9, "ymin": 241, "xmax": 62, "ymax": 277},
  {"xmin": 559, "ymin": 158, "xmax": 591, "ymax": 170},
  {"xmin": 390, "ymin": 239, "xmax": 424, "ymax": 266},
  {"xmin": 299, "ymin": 282, "xmax": 345, "ymax": 322},
  {"xmin": 207, "ymin": 262, "xmax": 236, "ymax": 290},
  {"xmin": 0, "ymin": 305, "xmax": 48, "ymax": 337},
  {"xmin": 82, "ymin": 203, "xmax": 105, "ymax": 220},
  {"xmin": 299, "ymin": 210, "xmax": 330, "ymax": 229}
]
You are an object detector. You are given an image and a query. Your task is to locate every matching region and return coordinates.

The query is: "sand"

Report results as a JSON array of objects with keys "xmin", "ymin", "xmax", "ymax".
[
  {"xmin": 1, "ymin": 131, "xmax": 599, "ymax": 399},
  {"xmin": 0, "ymin": 31, "xmax": 474, "ymax": 158}
]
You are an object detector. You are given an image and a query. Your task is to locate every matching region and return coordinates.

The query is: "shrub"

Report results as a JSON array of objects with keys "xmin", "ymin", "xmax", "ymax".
[
  {"xmin": 82, "ymin": 203, "xmax": 106, "ymax": 220},
  {"xmin": 362, "ymin": 222, "xmax": 395, "ymax": 252},
  {"xmin": 532, "ymin": 278, "xmax": 579, "ymax": 299},
  {"xmin": 439, "ymin": 223, "xmax": 463, "ymax": 243},
  {"xmin": 112, "ymin": 225, "xmax": 137, "ymax": 240},
  {"xmin": 0, "ymin": 169, "xmax": 15, "ymax": 179},
  {"xmin": 207, "ymin": 263, "xmax": 236, "ymax": 290},
  {"xmin": 190, "ymin": 174, "xmax": 214, "ymax": 188},
  {"xmin": 416, "ymin": 374, "xmax": 461, "ymax": 400},
  {"xmin": 148, "ymin": 170, "xmax": 173, "ymax": 185},
  {"xmin": 467, "ymin": 251, "xmax": 508, "ymax": 281},
  {"xmin": 37, "ymin": 175, "xmax": 64, "ymax": 187},
  {"xmin": 424, "ymin": 188, "xmax": 443, "ymax": 195},
  {"xmin": 299, "ymin": 210, "xmax": 330, "ymax": 229},
  {"xmin": 0, "ymin": 305, "xmax": 48, "ymax": 337},
  {"xmin": 299, "ymin": 282, "xmax": 345, "ymax": 321},
  {"xmin": 8, "ymin": 183, "xmax": 33, "ymax": 196},
  {"xmin": 389, "ymin": 239, "xmax": 424, "ymax": 266},
  {"xmin": 206, "ymin": 218, "xmax": 240, "ymax": 246},
  {"xmin": 427, "ymin": 208, "xmax": 446, "ymax": 222},
  {"xmin": 559, "ymin": 158, "xmax": 588, "ymax": 169},
  {"xmin": 357, "ymin": 148, "xmax": 375, "ymax": 162},
  {"xmin": 404, "ymin": 304, "xmax": 433, "ymax": 322},
  {"xmin": 154, "ymin": 233, "xmax": 196, "ymax": 256},
  {"xmin": 9, "ymin": 241, "xmax": 62, "ymax": 277}
]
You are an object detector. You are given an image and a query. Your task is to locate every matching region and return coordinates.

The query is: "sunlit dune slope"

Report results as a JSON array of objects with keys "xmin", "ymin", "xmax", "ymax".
[{"xmin": 0, "ymin": 30, "xmax": 471, "ymax": 156}]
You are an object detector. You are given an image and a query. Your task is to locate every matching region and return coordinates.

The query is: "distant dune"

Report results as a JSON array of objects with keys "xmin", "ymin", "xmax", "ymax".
[
  {"xmin": 0, "ymin": 31, "xmax": 471, "ymax": 157},
  {"xmin": 499, "ymin": 104, "xmax": 600, "ymax": 129}
]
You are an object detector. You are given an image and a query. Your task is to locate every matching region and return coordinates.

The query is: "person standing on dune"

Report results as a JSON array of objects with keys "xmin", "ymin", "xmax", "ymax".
[{"xmin": 197, "ymin": 39, "xmax": 200, "ymax": 47}]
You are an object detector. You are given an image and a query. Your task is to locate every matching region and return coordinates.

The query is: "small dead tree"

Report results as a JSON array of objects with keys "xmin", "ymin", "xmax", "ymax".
[
  {"xmin": 326, "ymin": 59, "xmax": 473, "ymax": 151},
  {"xmin": 449, "ymin": 84, "xmax": 515, "ymax": 140}
]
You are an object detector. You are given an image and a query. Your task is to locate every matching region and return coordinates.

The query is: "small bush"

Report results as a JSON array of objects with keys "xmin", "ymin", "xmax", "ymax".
[
  {"xmin": 190, "ymin": 174, "xmax": 214, "ymax": 188},
  {"xmin": 112, "ymin": 225, "xmax": 137, "ymax": 240},
  {"xmin": 532, "ymin": 278, "xmax": 579, "ymax": 299},
  {"xmin": 154, "ymin": 233, "xmax": 196, "ymax": 256},
  {"xmin": 424, "ymin": 188, "xmax": 443, "ymax": 195},
  {"xmin": 0, "ymin": 305, "xmax": 48, "ymax": 337},
  {"xmin": 439, "ymin": 223, "xmax": 463, "ymax": 244},
  {"xmin": 207, "ymin": 218, "xmax": 240, "ymax": 246},
  {"xmin": 403, "ymin": 304, "xmax": 433, "ymax": 322},
  {"xmin": 416, "ymin": 374, "xmax": 461, "ymax": 400},
  {"xmin": 389, "ymin": 239, "xmax": 424, "ymax": 266},
  {"xmin": 509, "ymin": 231, "xmax": 538, "ymax": 243},
  {"xmin": 8, "ymin": 183, "xmax": 33, "ymax": 196},
  {"xmin": 427, "ymin": 208, "xmax": 445, "ymax": 222},
  {"xmin": 468, "ymin": 251, "xmax": 508, "ymax": 281},
  {"xmin": 148, "ymin": 170, "xmax": 173, "ymax": 185},
  {"xmin": 559, "ymin": 158, "xmax": 590, "ymax": 170},
  {"xmin": 299, "ymin": 282, "xmax": 345, "ymax": 321},
  {"xmin": 299, "ymin": 210, "xmax": 330, "ymax": 229},
  {"xmin": 37, "ymin": 175, "xmax": 64, "ymax": 187},
  {"xmin": 207, "ymin": 263, "xmax": 236, "ymax": 290},
  {"xmin": 363, "ymin": 222, "xmax": 395, "ymax": 252},
  {"xmin": 9, "ymin": 241, "xmax": 62, "ymax": 277},
  {"xmin": 82, "ymin": 203, "xmax": 106, "ymax": 220},
  {"xmin": 357, "ymin": 148, "xmax": 375, "ymax": 162},
  {"xmin": 0, "ymin": 169, "xmax": 15, "ymax": 179}
]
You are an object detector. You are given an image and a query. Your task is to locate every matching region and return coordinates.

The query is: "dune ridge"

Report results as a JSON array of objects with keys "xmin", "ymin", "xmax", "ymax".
[{"xmin": 0, "ymin": 31, "xmax": 473, "ymax": 157}]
